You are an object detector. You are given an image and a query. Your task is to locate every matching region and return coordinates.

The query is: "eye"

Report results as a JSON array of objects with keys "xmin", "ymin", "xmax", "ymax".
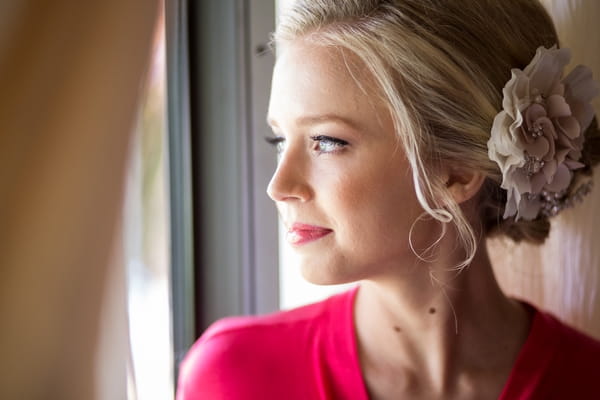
[
  {"xmin": 310, "ymin": 135, "xmax": 349, "ymax": 154},
  {"xmin": 265, "ymin": 136, "xmax": 285, "ymax": 154}
]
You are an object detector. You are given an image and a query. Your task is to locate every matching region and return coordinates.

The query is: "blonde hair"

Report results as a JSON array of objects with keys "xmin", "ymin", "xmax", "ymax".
[{"xmin": 273, "ymin": 0, "xmax": 600, "ymax": 269}]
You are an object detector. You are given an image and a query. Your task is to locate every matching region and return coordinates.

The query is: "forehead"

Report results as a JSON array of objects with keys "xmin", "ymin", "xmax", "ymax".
[{"xmin": 267, "ymin": 39, "xmax": 388, "ymax": 128}]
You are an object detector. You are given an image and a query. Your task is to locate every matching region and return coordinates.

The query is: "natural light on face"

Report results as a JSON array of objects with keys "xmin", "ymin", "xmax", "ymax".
[
  {"xmin": 274, "ymin": 0, "xmax": 354, "ymax": 309},
  {"xmin": 268, "ymin": 39, "xmax": 429, "ymax": 303}
]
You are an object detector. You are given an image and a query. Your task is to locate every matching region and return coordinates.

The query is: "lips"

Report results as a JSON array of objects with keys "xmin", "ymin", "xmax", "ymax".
[{"xmin": 287, "ymin": 223, "xmax": 333, "ymax": 245}]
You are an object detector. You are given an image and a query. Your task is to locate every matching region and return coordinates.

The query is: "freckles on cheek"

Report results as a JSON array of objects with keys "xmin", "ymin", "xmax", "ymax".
[
  {"xmin": 356, "ymin": 165, "xmax": 418, "ymax": 226},
  {"xmin": 334, "ymin": 173, "xmax": 364, "ymax": 203}
]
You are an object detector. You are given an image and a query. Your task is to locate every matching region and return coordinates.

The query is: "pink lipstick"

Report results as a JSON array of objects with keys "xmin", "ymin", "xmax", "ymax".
[{"xmin": 287, "ymin": 223, "xmax": 333, "ymax": 245}]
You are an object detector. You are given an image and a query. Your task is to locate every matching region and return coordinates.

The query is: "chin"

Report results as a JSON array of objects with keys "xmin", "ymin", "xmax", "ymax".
[{"xmin": 299, "ymin": 260, "xmax": 361, "ymax": 286}]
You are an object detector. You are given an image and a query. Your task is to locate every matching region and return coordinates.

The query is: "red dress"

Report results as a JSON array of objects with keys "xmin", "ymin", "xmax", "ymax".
[{"xmin": 177, "ymin": 286, "xmax": 600, "ymax": 399}]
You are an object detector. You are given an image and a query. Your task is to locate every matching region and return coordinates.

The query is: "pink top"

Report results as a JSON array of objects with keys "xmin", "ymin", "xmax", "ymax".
[{"xmin": 177, "ymin": 286, "xmax": 600, "ymax": 399}]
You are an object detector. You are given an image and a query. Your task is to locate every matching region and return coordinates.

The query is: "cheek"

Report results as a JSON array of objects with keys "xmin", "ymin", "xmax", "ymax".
[{"xmin": 331, "ymin": 160, "xmax": 421, "ymax": 244}]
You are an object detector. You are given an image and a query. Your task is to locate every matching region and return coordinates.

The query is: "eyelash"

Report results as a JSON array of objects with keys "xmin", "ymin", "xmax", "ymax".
[
  {"xmin": 264, "ymin": 136, "xmax": 286, "ymax": 154},
  {"xmin": 310, "ymin": 135, "xmax": 348, "ymax": 154},
  {"xmin": 264, "ymin": 135, "xmax": 349, "ymax": 155}
]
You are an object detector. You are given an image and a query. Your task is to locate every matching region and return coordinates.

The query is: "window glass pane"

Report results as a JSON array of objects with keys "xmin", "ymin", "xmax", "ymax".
[{"xmin": 124, "ymin": 8, "xmax": 173, "ymax": 399}]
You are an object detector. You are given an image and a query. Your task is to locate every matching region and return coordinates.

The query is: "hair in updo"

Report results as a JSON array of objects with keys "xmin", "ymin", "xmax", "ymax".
[{"xmin": 273, "ymin": 0, "xmax": 600, "ymax": 268}]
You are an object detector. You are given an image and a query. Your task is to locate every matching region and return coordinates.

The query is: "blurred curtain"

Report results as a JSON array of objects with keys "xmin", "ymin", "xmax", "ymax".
[
  {"xmin": 490, "ymin": 0, "xmax": 600, "ymax": 338},
  {"xmin": 0, "ymin": 1, "xmax": 158, "ymax": 399}
]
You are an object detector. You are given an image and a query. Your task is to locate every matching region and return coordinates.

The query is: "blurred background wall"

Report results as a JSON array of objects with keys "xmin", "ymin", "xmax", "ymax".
[{"xmin": 490, "ymin": 0, "xmax": 600, "ymax": 339}]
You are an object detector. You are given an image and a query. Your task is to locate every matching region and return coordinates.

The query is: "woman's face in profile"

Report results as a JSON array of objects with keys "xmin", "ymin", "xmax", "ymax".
[{"xmin": 267, "ymin": 39, "xmax": 431, "ymax": 284}]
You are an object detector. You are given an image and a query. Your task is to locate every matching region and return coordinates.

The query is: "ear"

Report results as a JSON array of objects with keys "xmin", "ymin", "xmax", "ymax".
[{"xmin": 443, "ymin": 166, "xmax": 486, "ymax": 205}]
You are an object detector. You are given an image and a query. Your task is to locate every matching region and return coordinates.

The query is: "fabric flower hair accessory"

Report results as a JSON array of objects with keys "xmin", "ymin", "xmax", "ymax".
[{"xmin": 488, "ymin": 45, "xmax": 600, "ymax": 221}]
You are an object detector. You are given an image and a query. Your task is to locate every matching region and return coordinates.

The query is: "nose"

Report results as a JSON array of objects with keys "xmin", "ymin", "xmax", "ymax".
[{"xmin": 266, "ymin": 146, "xmax": 313, "ymax": 203}]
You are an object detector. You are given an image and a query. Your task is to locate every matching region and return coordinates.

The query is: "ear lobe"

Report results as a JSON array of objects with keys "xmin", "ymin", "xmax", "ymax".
[{"xmin": 444, "ymin": 167, "xmax": 486, "ymax": 204}]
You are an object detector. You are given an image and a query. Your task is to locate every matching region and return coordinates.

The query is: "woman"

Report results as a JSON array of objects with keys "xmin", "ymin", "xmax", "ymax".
[{"xmin": 178, "ymin": 1, "xmax": 600, "ymax": 398}]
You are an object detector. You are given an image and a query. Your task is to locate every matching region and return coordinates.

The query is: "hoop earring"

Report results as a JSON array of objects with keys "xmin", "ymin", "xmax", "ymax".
[{"xmin": 408, "ymin": 210, "xmax": 451, "ymax": 263}]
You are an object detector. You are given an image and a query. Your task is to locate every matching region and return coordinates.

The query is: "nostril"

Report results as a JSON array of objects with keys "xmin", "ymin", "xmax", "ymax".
[{"xmin": 266, "ymin": 174, "xmax": 288, "ymax": 202}]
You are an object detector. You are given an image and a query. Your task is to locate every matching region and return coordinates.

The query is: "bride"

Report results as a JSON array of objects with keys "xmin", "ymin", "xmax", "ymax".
[{"xmin": 178, "ymin": 1, "xmax": 600, "ymax": 398}]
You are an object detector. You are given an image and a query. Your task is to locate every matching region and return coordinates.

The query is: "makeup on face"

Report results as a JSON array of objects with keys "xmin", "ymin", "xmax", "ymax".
[
  {"xmin": 265, "ymin": 40, "xmax": 432, "ymax": 285},
  {"xmin": 286, "ymin": 222, "xmax": 334, "ymax": 246}
]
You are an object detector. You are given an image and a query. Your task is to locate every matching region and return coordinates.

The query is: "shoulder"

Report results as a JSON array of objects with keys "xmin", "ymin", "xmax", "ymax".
[
  {"xmin": 193, "ymin": 288, "xmax": 348, "ymax": 356},
  {"xmin": 540, "ymin": 310, "xmax": 600, "ymax": 364},
  {"xmin": 501, "ymin": 304, "xmax": 600, "ymax": 399},
  {"xmin": 534, "ymin": 308, "xmax": 600, "ymax": 395},
  {"xmin": 176, "ymin": 288, "xmax": 355, "ymax": 399}
]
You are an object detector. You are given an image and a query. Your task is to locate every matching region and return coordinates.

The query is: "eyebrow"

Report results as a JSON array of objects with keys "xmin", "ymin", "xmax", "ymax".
[{"xmin": 266, "ymin": 114, "xmax": 362, "ymax": 130}]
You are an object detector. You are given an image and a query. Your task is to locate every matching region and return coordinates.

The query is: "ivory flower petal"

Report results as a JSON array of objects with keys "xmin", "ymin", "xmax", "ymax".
[{"xmin": 487, "ymin": 46, "xmax": 599, "ymax": 220}]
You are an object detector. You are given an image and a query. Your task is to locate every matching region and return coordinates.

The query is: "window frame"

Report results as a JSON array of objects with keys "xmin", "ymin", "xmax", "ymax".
[
  {"xmin": 167, "ymin": 2, "xmax": 278, "ymax": 387},
  {"xmin": 165, "ymin": 0, "xmax": 196, "ymax": 384},
  {"xmin": 186, "ymin": 0, "xmax": 278, "ymax": 333}
]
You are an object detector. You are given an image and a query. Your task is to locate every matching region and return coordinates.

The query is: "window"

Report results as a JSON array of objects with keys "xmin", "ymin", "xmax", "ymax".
[
  {"xmin": 124, "ymin": 7, "xmax": 174, "ymax": 399},
  {"xmin": 122, "ymin": 6, "xmax": 353, "ymax": 398}
]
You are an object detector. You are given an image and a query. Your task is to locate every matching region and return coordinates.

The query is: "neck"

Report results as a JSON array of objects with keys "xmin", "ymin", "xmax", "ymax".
[{"xmin": 354, "ymin": 241, "xmax": 531, "ymax": 397}]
